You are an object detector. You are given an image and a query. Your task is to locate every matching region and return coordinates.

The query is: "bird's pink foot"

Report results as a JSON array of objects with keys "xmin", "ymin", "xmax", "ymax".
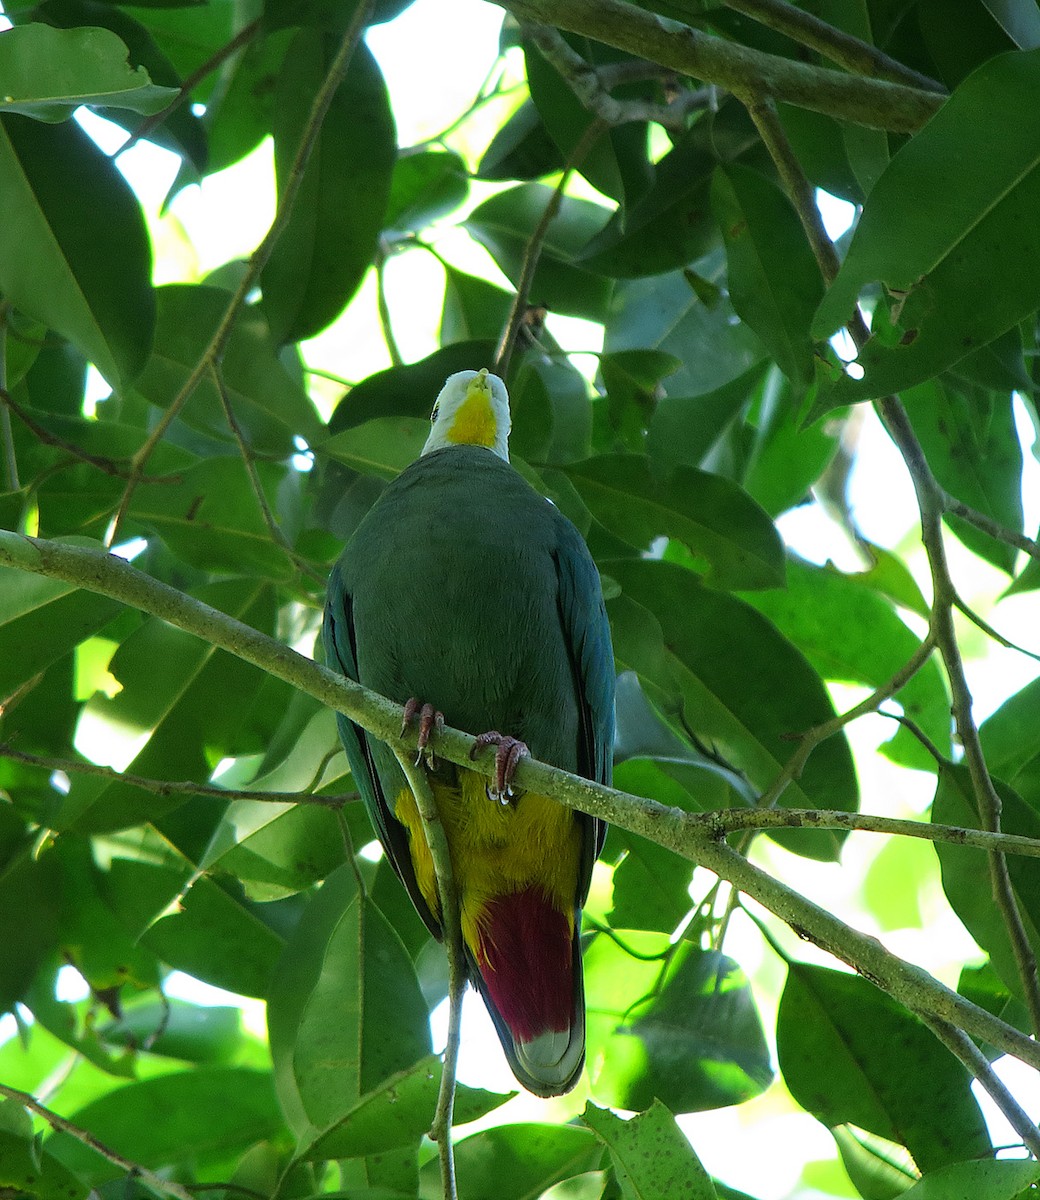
[
  {"xmin": 402, "ymin": 699, "xmax": 444, "ymax": 766},
  {"xmin": 470, "ymin": 731, "xmax": 529, "ymax": 802}
]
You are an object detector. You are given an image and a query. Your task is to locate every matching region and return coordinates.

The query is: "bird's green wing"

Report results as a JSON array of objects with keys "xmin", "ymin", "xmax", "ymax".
[
  {"xmin": 553, "ymin": 521, "xmax": 615, "ymax": 898},
  {"xmin": 322, "ymin": 561, "xmax": 441, "ymax": 937}
]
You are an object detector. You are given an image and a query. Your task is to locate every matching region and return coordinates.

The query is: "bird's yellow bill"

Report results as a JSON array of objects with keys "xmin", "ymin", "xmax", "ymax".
[{"xmin": 446, "ymin": 368, "xmax": 498, "ymax": 449}]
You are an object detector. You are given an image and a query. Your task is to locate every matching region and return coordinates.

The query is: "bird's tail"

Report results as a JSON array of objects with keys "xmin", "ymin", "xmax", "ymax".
[{"xmin": 466, "ymin": 887, "xmax": 586, "ymax": 1098}]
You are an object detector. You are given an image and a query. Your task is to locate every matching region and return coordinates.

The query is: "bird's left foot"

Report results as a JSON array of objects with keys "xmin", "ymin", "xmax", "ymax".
[
  {"xmin": 470, "ymin": 731, "xmax": 529, "ymax": 803},
  {"xmin": 402, "ymin": 698, "xmax": 444, "ymax": 766}
]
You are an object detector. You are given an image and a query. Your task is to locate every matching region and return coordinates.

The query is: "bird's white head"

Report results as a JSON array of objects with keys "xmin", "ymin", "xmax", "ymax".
[{"xmin": 422, "ymin": 368, "xmax": 511, "ymax": 462}]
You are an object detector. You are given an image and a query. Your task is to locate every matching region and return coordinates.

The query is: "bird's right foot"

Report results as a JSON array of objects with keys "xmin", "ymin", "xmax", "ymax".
[{"xmin": 402, "ymin": 699, "xmax": 444, "ymax": 766}]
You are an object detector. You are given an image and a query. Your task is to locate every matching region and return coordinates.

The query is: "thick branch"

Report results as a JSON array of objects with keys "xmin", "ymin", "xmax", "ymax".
[
  {"xmin": 1, "ymin": 529, "xmax": 1037, "ymax": 1072},
  {"xmin": 496, "ymin": 0, "xmax": 943, "ymax": 132},
  {"xmin": 722, "ymin": 0, "xmax": 944, "ymax": 93}
]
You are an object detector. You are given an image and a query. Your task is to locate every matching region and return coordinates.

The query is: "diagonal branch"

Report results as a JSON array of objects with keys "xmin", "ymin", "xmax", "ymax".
[
  {"xmin": 1, "ymin": 528, "xmax": 1038, "ymax": 1073},
  {"xmin": 496, "ymin": 0, "xmax": 944, "ymax": 132}
]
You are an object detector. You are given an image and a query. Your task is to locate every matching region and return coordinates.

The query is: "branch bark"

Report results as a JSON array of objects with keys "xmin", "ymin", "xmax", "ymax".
[
  {"xmin": 495, "ymin": 0, "xmax": 944, "ymax": 132},
  {"xmin": 1, "ymin": 528, "xmax": 1037, "ymax": 1074}
]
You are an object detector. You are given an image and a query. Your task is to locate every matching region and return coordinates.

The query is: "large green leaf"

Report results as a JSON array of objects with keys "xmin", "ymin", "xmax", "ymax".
[
  {"xmin": 932, "ymin": 762, "xmax": 1040, "ymax": 1003},
  {"xmin": 134, "ymin": 285, "xmax": 321, "ymax": 456},
  {"xmin": 0, "ymin": 853, "xmax": 60, "ymax": 1014},
  {"xmin": 609, "ymin": 559, "xmax": 859, "ymax": 858},
  {"xmin": 0, "ymin": 113, "xmax": 155, "ymax": 388},
  {"xmin": 605, "ymin": 259, "xmax": 767, "ymax": 399},
  {"xmin": 903, "ymin": 379, "xmax": 1022, "ymax": 572},
  {"xmin": 583, "ymin": 1102, "xmax": 717, "ymax": 1200},
  {"xmin": 0, "ymin": 1127, "xmax": 89, "ymax": 1200},
  {"xmin": 813, "ymin": 49, "xmax": 1040, "ymax": 403},
  {"xmin": 742, "ymin": 557, "xmax": 951, "ymax": 771},
  {"xmin": 565, "ymin": 453, "xmax": 784, "ymax": 590},
  {"xmin": 777, "ymin": 963, "xmax": 990, "ymax": 1172},
  {"xmin": 0, "ymin": 24, "xmax": 177, "ymax": 121},
  {"xmin": 45, "ymin": 1067, "xmax": 284, "ymax": 1183},
  {"xmin": 900, "ymin": 1159, "xmax": 1040, "ymax": 1199},
  {"xmin": 585, "ymin": 935, "xmax": 772, "ymax": 1113},
  {"xmin": 53, "ymin": 581, "xmax": 276, "ymax": 833},
  {"xmin": 422, "ymin": 1124, "xmax": 602, "ymax": 1200},
  {"xmin": 262, "ymin": 32, "xmax": 395, "ymax": 343},
  {"xmin": 385, "ymin": 149, "xmax": 468, "ymax": 235},
  {"xmin": 464, "ymin": 183, "xmax": 613, "ymax": 321},
  {"xmin": 267, "ymin": 863, "xmax": 430, "ymax": 1141},
  {"xmin": 711, "ymin": 164, "xmax": 824, "ymax": 386},
  {"xmin": 0, "ymin": 565, "xmax": 122, "ymax": 697}
]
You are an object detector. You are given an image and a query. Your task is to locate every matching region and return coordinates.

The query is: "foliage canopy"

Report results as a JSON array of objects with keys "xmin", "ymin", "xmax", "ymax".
[{"xmin": 2, "ymin": 0, "xmax": 1040, "ymax": 1198}]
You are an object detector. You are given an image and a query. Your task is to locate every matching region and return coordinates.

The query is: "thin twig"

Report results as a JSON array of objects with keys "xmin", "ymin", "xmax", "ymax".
[
  {"xmin": 525, "ymin": 23, "xmax": 714, "ymax": 129},
  {"xmin": 756, "ymin": 633, "xmax": 937, "ymax": 810},
  {"xmin": 0, "ymin": 743, "xmax": 353, "ymax": 807},
  {"xmin": 107, "ymin": 6, "xmax": 374, "ymax": 546},
  {"xmin": 394, "ymin": 752, "xmax": 462, "ymax": 1200},
  {"xmin": 722, "ymin": 0, "xmax": 944, "ymax": 93},
  {"xmin": 116, "ymin": 19, "xmax": 264, "ymax": 159},
  {"xmin": 952, "ymin": 594, "xmax": 1040, "ymax": 663},
  {"xmin": 944, "ymin": 492, "xmax": 1040, "ymax": 560},
  {"xmin": 709, "ymin": 807, "xmax": 1040, "ymax": 858},
  {"xmin": 920, "ymin": 1016, "xmax": 1040, "ymax": 1158},
  {"xmin": 493, "ymin": 118, "xmax": 608, "ymax": 377},
  {"xmin": 0, "ymin": 1082, "xmax": 197, "ymax": 1200},
  {"xmin": 211, "ymin": 364, "xmax": 326, "ymax": 585},
  {"xmin": 375, "ymin": 252, "xmax": 405, "ymax": 368}
]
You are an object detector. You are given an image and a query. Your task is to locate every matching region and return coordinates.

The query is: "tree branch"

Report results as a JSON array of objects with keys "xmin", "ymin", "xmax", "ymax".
[
  {"xmin": 1, "ymin": 529, "xmax": 1037, "ymax": 1073},
  {"xmin": 721, "ymin": 0, "xmax": 944, "ymax": 93},
  {"xmin": 495, "ymin": 0, "xmax": 943, "ymax": 132},
  {"xmin": 0, "ymin": 743, "xmax": 354, "ymax": 807}
]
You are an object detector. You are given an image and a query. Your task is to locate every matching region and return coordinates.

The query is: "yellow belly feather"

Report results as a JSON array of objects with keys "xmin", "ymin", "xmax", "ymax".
[{"xmin": 393, "ymin": 771, "xmax": 580, "ymax": 954}]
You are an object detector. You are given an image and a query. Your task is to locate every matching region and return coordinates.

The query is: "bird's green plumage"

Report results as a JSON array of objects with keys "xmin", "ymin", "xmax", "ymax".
[{"xmin": 324, "ymin": 438, "xmax": 614, "ymax": 1096}]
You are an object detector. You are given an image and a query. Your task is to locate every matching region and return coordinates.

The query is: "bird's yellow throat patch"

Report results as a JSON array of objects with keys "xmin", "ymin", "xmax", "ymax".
[{"xmin": 447, "ymin": 378, "xmax": 498, "ymax": 448}]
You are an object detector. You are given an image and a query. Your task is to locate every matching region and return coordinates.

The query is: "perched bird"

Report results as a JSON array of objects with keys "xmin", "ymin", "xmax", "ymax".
[{"xmin": 323, "ymin": 368, "xmax": 615, "ymax": 1097}]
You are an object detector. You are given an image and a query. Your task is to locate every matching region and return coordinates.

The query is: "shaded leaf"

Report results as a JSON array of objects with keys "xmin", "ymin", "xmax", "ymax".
[
  {"xmin": 262, "ymin": 32, "xmax": 395, "ymax": 342},
  {"xmin": 0, "ymin": 113, "xmax": 154, "ymax": 388},
  {"xmin": 585, "ymin": 936, "xmax": 772, "ymax": 1113},
  {"xmin": 385, "ymin": 149, "xmax": 468, "ymax": 234},
  {"xmin": 777, "ymin": 963, "xmax": 990, "ymax": 1171},
  {"xmin": 566, "ymin": 454, "xmax": 784, "ymax": 589},
  {"xmin": 813, "ymin": 49, "xmax": 1040, "ymax": 404}
]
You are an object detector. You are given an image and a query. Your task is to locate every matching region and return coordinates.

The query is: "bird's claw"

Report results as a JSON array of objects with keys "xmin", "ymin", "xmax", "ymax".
[
  {"xmin": 470, "ymin": 731, "xmax": 529, "ymax": 802},
  {"xmin": 402, "ymin": 699, "xmax": 444, "ymax": 767}
]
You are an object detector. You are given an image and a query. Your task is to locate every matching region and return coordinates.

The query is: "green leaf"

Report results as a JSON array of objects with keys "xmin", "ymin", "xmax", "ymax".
[
  {"xmin": 440, "ymin": 266, "xmax": 513, "ymax": 344},
  {"xmin": 932, "ymin": 762, "xmax": 1040, "ymax": 1003},
  {"xmin": 813, "ymin": 49, "xmax": 1040, "ymax": 403},
  {"xmin": 0, "ymin": 854, "xmax": 60, "ymax": 1013},
  {"xmin": 262, "ymin": 32, "xmax": 395, "ymax": 343},
  {"xmin": 134, "ymin": 285, "xmax": 321, "ymax": 455},
  {"xmin": 605, "ymin": 261, "xmax": 767, "ymax": 399},
  {"xmin": 100, "ymin": 999, "xmax": 244, "ymax": 1064},
  {"xmin": 318, "ymin": 417, "xmax": 430, "ymax": 480},
  {"xmin": 830, "ymin": 1125, "xmax": 920, "ymax": 1200},
  {"xmin": 464, "ymin": 183, "xmax": 613, "ymax": 321},
  {"xmin": 0, "ymin": 113, "xmax": 155, "ymax": 388},
  {"xmin": 583, "ymin": 1101, "xmax": 717, "ymax": 1200},
  {"xmin": 129, "ymin": 457, "xmax": 296, "ymax": 579},
  {"xmin": 903, "ymin": 379, "xmax": 1022, "ymax": 572},
  {"xmin": 711, "ymin": 164, "xmax": 824, "ymax": 385},
  {"xmin": 741, "ymin": 557, "xmax": 951, "ymax": 770},
  {"xmin": 777, "ymin": 963, "xmax": 990, "ymax": 1171},
  {"xmin": 267, "ymin": 864, "xmax": 430, "ymax": 1141},
  {"xmin": 585, "ymin": 936, "xmax": 772, "ymax": 1113},
  {"xmin": 0, "ymin": 565, "xmax": 122, "ymax": 698},
  {"xmin": 424, "ymin": 1124, "xmax": 602, "ymax": 1200},
  {"xmin": 476, "ymin": 98, "xmax": 563, "ymax": 181},
  {"xmin": 45, "ymin": 1067, "xmax": 284, "ymax": 1183},
  {"xmin": 300, "ymin": 1054, "xmax": 511, "ymax": 1160},
  {"xmin": 0, "ymin": 1128, "xmax": 90, "ymax": 1200},
  {"xmin": 0, "ymin": 24, "xmax": 178, "ymax": 121},
  {"xmin": 385, "ymin": 148, "xmax": 468, "ymax": 234},
  {"xmin": 980, "ymin": 0, "xmax": 1040, "ymax": 48},
  {"xmin": 609, "ymin": 559, "xmax": 859, "ymax": 859},
  {"xmin": 900, "ymin": 1159, "xmax": 1040, "ymax": 1199},
  {"xmin": 565, "ymin": 454, "xmax": 784, "ymax": 589},
  {"xmin": 54, "ymin": 581, "xmax": 276, "ymax": 833}
]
